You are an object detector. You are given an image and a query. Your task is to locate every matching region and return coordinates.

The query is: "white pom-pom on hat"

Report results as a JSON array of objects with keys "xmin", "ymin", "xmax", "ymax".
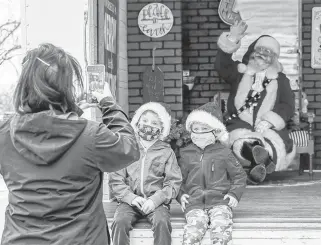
[{"xmin": 237, "ymin": 63, "xmax": 247, "ymax": 73}]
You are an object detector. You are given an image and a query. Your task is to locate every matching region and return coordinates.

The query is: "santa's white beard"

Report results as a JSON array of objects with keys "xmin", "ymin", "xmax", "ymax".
[{"xmin": 249, "ymin": 55, "xmax": 272, "ymax": 72}]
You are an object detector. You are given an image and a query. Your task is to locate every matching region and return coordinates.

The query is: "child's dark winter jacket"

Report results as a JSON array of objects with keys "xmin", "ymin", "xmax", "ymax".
[{"xmin": 177, "ymin": 143, "xmax": 247, "ymax": 214}]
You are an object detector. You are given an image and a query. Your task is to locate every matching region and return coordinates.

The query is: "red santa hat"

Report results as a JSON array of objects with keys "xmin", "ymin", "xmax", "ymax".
[
  {"xmin": 131, "ymin": 102, "xmax": 172, "ymax": 140},
  {"xmin": 185, "ymin": 101, "xmax": 229, "ymax": 144}
]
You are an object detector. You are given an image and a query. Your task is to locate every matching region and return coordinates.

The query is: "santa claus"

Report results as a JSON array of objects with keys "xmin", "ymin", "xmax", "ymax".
[{"xmin": 215, "ymin": 21, "xmax": 296, "ymax": 184}]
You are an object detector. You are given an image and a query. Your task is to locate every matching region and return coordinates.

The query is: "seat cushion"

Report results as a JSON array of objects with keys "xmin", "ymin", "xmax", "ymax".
[{"xmin": 289, "ymin": 130, "xmax": 309, "ymax": 147}]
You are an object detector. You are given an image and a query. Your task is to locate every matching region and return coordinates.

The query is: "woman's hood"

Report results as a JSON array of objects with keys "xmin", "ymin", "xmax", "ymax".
[{"xmin": 9, "ymin": 111, "xmax": 87, "ymax": 165}]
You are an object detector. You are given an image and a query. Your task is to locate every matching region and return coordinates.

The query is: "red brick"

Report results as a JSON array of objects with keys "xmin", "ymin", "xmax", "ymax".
[
  {"xmin": 189, "ymin": 57, "xmax": 209, "ymax": 63},
  {"xmin": 199, "ymin": 50, "xmax": 217, "ymax": 56},
  {"xmin": 210, "ymin": 84, "xmax": 231, "ymax": 90},
  {"xmin": 175, "ymin": 80, "xmax": 182, "ymax": 88},
  {"xmin": 176, "ymin": 64, "xmax": 183, "ymax": 72},
  {"xmin": 128, "ymin": 50, "xmax": 151, "ymax": 57},
  {"xmin": 158, "ymin": 34, "xmax": 175, "ymax": 41},
  {"xmin": 199, "ymin": 36, "xmax": 216, "ymax": 43},
  {"xmin": 304, "ymin": 81, "xmax": 316, "ymax": 87},
  {"xmin": 199, "ymin": 64, "xmax": 215, "ymax": 70},
  {"xmin": 184, "ymin": 23, "xmax": 198, "ymax": 29},
  {"xmin": 175, "ymin": 17, "xmax": 182, "ymax": 26},
  {"xmin": 129, "ymin": 97, "xmax": 143, "ymax": 104},
  {"xmin": 208, "ymin": 16, "xmax": 223, "ymax": 23},
  {"xmin": 191, "ymin": 71, "xmax": 209, "ymax": 77},
  {"xmin": 128, "ymin": 74, "xmax": 140, "ymax": 81},
  {"xmin": 302, "ymin": 68, "xmax": 315, "ymax": 74},
  {"xmin": 169, "ymin": 103, "xmax": 183, "ymax": 111},
  {"xmin": 187, "ymin": 2, "xmax": 208, "ymax": 9},
  {"xmin": 163, "ymin": 2, "xmax": 174, "ymax": 9},
  {"xmin": 127, "ymin": 27, "xmax": 140, "ymax": 35},
  {"xmin": 189, "ymin": 30, "xmax": 209, "ymax": 36},
  {"xmin": 128, "ymin": 81, "xmax": 142, "ymax": 88},
  {"xmin": 128, "ymin": 35, "xmax": 150, "ymax": 42},
  {"xmin": 165, "ymin": 88, "xmax": 182, "ymax": 95},
  {"xmin": 189, "ymin": 16, "xmax": 208, "ymax": 23},
  {"xmin": 176, "ymin": 96, "xmax": 183, "ymax": 103},
  {"xmin": 128, "ymin": 66, "xmax": 147, "ymax": 73},
  {"xmin": 190, "ymin": 98, "xmax": 211, "ymax": 105},
  {"xmin": 304, "ymin": 74, "xmax": 321, "ymax": 80},
  {"xmin": 164, "ymin": 80, "xmax": 175, "ymax": 88},
  {"xmin": 129, "ymin": 89, "xmax": 140, "ymax": 96},
  {"xmin": 194, "ymin": 84, "xmax": 210, "ymax": 91},
  {"xmin": 140, "ymin": 42, "xmax": 163, "ymax": 49},
  {"xmin": 155, "ymin": 49, "xmax": 175, "ymax": 57},
  {"xmin": 184, "ymin": 10, "xmax": 198, "ymax": 16},
  {"xmin": 159, "ymin": 65, "xmax": 175, "ymax": 72},
  {"xmin": 128, "ymin": 58, "xmax": 140, "ymax": 65},
  {"xmin": 164, "ymin": 96, "xmax": 176, "ymax": 103},
  {"xmin": 198, "ymin": 9, "xmax": 217, "ymax": 16},
  {"xmin": 190, "ymin": 43, "xmax": 209, "ymax": 49},
  {"xmin": 209, "ymin": 2, "xmax": 219, "ymax": 8},
  {"xmin": 164, "ymin": 57, "xmax": 183, "ymax": 64},
  {"xmin": 200, "ymin": 91, "xmax": 215, "ymax": 97},
  {"xmin": 164, "ymin": 42, "xmax": 181, "ymax": 48},
  {"xmin": 140, "ymin": 57, "xmax": 163, "ymax": 65},
  {"xmin": 175, "ymin": 34, "xmax": 182, "ymax": 41}
]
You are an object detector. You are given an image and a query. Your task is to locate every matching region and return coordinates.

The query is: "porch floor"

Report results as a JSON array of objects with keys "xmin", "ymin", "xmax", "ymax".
[{"xmin": 104, "ymin": 172, "xmax": 321, "ymax": 228}]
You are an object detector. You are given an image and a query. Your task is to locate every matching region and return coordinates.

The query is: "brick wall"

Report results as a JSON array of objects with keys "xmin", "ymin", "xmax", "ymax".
[
  {"xmin": 182, "ymin": 0, "xmax": 229, "ymax": 111},
  {"xmin": 301, "ymin": 0, "xmax": 321, "ymax": 166},
  {"xmin": 181, "ymin": 0, "xmax": 321, "ymax": 164},
  {"xmin": 127, "ymin": 0, "xmax": 183, "ymax": 119}
]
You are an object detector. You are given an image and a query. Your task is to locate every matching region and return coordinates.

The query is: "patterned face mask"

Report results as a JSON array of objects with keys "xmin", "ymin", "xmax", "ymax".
[{"xmin": 138, "ymin": 123, "xmax": 161, "ymax": 141}]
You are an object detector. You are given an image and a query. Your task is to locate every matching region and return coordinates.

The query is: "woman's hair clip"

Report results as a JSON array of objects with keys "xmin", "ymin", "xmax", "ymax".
[
  {"xmin": 22, "ymin": 57, "xmax": 51, "ymax": 67},
  {"xmin": 36, "ymin": 57, "xmax": 50, "ymax": 67},
  {"xmin": 22, "ymin": 59, "xmax": 29, "ymax": 67}
]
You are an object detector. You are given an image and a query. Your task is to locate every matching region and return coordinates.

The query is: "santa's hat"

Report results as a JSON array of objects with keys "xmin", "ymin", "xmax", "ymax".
[
  {"xmin": 238, "ymin": 35, "xmax": 283, "ymax": 77},
  {"xmin": 185, "ymin": 101, "xmax": 229, "ymax": 143},
  {"xmin": 131, "ymin": 102, "xmax": 172, "ymax": 140}
]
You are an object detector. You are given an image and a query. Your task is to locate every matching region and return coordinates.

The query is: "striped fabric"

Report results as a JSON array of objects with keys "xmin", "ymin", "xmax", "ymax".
[{"xmin": 289, "ymin": 130, "xmax": 309, "ymax": 147}]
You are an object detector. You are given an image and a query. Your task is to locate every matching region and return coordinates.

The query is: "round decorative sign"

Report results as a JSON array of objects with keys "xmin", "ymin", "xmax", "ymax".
[{"xmin": 138, "ymin": 3, "xmax": 174, "ymax": 38}]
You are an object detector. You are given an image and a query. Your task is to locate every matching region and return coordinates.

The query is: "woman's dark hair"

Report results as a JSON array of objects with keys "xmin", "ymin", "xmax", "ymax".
[{"xmin": 14, "ymin": 43, "xmax": 84, "ymax": 114}]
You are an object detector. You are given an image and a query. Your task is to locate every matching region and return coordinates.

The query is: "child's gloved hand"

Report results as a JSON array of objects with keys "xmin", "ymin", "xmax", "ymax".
[
  {"xmin": 224, "ymin": 194, "xmax": 238, "ymax": 208},
  {"xmin": 131, "ymin": 196, "xmax": 147, "ymax": 210},
  {"xmin": 141, "ymin": 199, "xmax": 156, "ymax": 214},
  {"xmin": 180, "ymin": 194, "xmax": 190, "ymax": 212}
]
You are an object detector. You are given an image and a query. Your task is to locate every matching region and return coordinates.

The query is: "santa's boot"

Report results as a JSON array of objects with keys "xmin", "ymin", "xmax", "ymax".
[
  {"xmin": 252, "ymin": 145, "xmax": 276, "ymax": 174},
  {"xmin": 241, "ymin": 142, "xmax": 267, "ymax": 183},
  {"xmin": 241, "ymin": 141, "xmax": 260, "ymax": 164},
  {"xmin": 249, "ymin": 164, "xmax": 267, "ymax": 183}
]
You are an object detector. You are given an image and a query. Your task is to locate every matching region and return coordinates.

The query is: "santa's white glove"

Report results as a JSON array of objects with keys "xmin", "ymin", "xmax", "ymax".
[
  {"xmin": 228, "ymin": 20, "xmax": 248, "ymax": 43},
  {"xmin": 255, "ymin": 120, "xmax": 273, "ymax": 133}
]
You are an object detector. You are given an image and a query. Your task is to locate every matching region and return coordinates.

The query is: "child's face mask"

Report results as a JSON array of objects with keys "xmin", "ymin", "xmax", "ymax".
[
  {"xmin": 191, "ymin": 123, "xmax": 222, "ymax": 149},
  {"xmin": 137, "ymin": 111, "xmax": 162, "ymax": 141}
]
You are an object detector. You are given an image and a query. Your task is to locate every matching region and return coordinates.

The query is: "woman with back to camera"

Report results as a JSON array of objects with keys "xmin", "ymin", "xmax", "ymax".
[{"xmin": 0, "ymin": 43, "xmax": 140, "ymax": 245}]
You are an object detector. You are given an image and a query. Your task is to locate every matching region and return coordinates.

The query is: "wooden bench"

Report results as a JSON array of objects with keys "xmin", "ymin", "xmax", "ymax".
[{"xmin": 103, "ymin": 179, "xmax": 321, "ymax": 245}]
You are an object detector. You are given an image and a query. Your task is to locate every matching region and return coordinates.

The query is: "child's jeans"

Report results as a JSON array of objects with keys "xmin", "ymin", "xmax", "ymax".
[
  {"xmin": 111, "ymin": 203, "xmax": 172, "ymax": 245},
  {"xmin": 183, "ymin": 205, "xmax": 233, "ymax": 245}
]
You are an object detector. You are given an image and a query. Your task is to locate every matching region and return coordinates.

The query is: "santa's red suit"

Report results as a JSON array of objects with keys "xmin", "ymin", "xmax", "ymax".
[{"xmin": 215, "ymin": 33, "xmax": 296, "ymax": 183}]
